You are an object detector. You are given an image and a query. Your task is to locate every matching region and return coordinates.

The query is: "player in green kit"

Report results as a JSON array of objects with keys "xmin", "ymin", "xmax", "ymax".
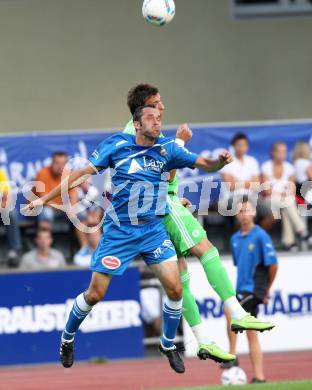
[{"xmin": 124, "ymin": 84, "xmax": 275, "ymax": 363}]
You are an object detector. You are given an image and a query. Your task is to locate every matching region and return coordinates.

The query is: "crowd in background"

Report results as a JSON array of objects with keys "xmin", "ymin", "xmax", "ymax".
[{"xmin": 0, "ymin": 133, "xmax": 312, "ymax": 271}]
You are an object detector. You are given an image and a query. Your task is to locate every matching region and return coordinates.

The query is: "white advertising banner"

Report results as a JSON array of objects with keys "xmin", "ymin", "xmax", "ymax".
[{"xmin": 184, "ymin": 253, "xmax": 312, "ymax": 356}]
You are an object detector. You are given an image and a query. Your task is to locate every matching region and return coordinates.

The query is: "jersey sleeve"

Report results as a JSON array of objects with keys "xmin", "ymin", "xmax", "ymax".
[
  {"xmin": 259, "ymin": 231, "xmax": 278, "ymax": 267},
  {"xmin": 167, "ymin": 141, "xmax": 198, "ymax": 170},
  {"xmin": 88, "ymin": 136, "xmax": 116, "ymax": 171},
  {"xmin": 230, "ymin": 236, "xmax": 237, "ymax": 266}
]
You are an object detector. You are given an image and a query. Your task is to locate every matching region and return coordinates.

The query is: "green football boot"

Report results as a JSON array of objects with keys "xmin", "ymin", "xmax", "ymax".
[
  {"xmin": 197, "ymin": 342, "xmax": 236, "ymax": 363},
  {"xmin": 231, "ymin": 314, "xmax": 275, "ymax": 334}
]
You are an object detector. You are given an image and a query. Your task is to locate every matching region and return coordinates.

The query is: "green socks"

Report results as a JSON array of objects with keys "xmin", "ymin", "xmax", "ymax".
[
  {"xmin": 180, "ymin": 269, "xmax": 202, "ymax": 327},
  {"xmin": 200, "ymin": 247, "xmax": 236, "ymax": 301}
]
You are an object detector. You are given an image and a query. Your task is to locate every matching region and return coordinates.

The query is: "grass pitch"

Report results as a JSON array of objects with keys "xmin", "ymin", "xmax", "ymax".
[{"xmin": 162, "ymin": 380, "xmax": 312, "ymax": 390}]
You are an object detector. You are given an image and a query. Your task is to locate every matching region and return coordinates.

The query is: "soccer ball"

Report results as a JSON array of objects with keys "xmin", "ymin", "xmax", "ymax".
[
  {"xmin": 221, "ymin": 367, "xmax": 248, "ymax": 386},
  {"xmin": 142, "ymin": 0, "xmax": 175, "ymax": 26}
]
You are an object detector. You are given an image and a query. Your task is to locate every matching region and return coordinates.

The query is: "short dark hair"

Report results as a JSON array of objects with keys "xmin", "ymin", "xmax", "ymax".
[
  {"xmin": 132, "ymin": 105, "xmax": 157, "ymax": 124},
  {"xmin": 127, "ymin": 83, "xmax": 159, "ymax": 115},
  {"xmin": 231, "ymin": 133, "xmax": 249, "ymax": 146},
  {"xmin": 52, "ymin": 151, "xmax": 68, "ymax": 159},
  {"xmin": 36, "ymin": 227, "xmax": 52, "ymax": 237}
]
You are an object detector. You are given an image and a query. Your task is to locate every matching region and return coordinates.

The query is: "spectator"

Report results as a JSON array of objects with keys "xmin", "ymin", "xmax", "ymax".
[
  {"xmin": 75, "ymin": 178, "xmax": 100, "ymax": 247},
  {"xmin": 33, "ymin": 151, "xmax": 77, "ymax": 229},
  {"xmin": 219, "ymin": 133, "xmax": 262, "ymax": 237},
  {"xmin": 20, "ymin": 228, "xmax": 66, "ymax": 270},
  {"xmin": 222, "ymin": 199, "xmax": 278, "ymax": 384},
  {"xmin": 261, "ymin": 142, "xmax": 310, "ymax": 250},
  {"xmin": 73, "ymin": 210, "xmax": 101, "ymax": 267},
  {"xmin": 220, "ymin": 133, "xmax": 260, "ymax": 211},
  {"xmin": 293, "ymin": 141, "xmax": 312, "ymax": 204},
  {"xmin": 0, "ymin": 167, "xmax": 22, "ymax": 267}
]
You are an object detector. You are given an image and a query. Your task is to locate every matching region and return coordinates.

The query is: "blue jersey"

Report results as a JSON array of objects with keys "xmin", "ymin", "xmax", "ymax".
[
  {"xmin": 230, "ymin": 225, "xmax": 278, "ymax": 299},
  {"xmin": 88, "ymin": 133, "xmax": 198, "ymax": 223}
]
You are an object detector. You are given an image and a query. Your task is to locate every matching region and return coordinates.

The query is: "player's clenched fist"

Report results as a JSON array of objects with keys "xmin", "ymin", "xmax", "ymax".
[
  {"xmin": 219, "ymin": 150, "xmax": 233, "ymax": 166},
  {"xmin": 176, "ymin": 123, "xmax": 193, "ymax": 143}
]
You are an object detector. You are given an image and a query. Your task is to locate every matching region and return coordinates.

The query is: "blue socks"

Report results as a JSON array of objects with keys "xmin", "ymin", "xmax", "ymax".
[
  {"xmin": 161, "ymin": 297, "xmax": 183, "ymax": 350},
  {"xmin": 62, "ymin": 293, "xmax": 93, "ymax": 342}
]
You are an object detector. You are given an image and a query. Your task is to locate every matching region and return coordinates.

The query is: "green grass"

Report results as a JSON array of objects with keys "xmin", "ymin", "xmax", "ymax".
[{"xmin": 160, "ymin": 380, "xmax": 312, "ymax": 390}]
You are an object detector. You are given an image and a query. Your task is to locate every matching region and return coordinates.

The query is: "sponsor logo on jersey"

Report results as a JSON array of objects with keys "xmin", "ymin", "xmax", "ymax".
[
  {"xmin": 128, "ymin": 157, "xmax": 164, "ymax": 174},
  {"xmin": 142, "ymin": 156, "xmax": 164, "ymax": 172},
  {"xmin": 102, "ymin": 256, "xmax": 121, "ymax": 269},
  {"xmin": 128, "ymin": 159, "xmax": 143, "ymax": 174}
]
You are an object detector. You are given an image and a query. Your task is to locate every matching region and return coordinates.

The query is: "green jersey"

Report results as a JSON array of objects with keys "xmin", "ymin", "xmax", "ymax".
[{"xmin": 123, "ymin": 119, "xmax": 179, "ymax": 194}]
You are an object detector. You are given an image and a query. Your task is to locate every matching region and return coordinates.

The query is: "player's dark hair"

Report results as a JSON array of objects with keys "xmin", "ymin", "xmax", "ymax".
[
  {"xmin": 127, "ymin": 83, "xmax": 159, "ymax": 115},
  {"xmin": 52, "ymin": 151, "xmax": 68, "ymax": 159},
  {"xmin": 231, "ymin": 133, "xmax": 249, "ymax": 146},
  {"xmin": 132, "ymin": 105, "xmax": 157, "ymax": 124}
]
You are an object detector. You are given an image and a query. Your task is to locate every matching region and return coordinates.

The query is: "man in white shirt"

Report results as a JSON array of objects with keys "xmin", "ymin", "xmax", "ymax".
[
  {"xmin": 20, "ymin": 229, "xmax": 66, "ymax": 270},
  {"xmin": 220, "ymin": 133, "xmax": 260, "ymax": 214}
]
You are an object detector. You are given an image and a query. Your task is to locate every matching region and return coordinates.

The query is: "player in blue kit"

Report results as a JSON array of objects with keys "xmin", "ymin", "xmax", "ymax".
[
  {"xmin": 24, "ymin": 105, "xmax": 233, "ymax": 374},
  {"xmin": 222, "ymin": 199, "xmax": 278, "ymax": 383}
]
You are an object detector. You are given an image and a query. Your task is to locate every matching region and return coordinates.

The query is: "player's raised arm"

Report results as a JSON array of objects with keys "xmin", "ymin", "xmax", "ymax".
[
  {"xmin": 194, "ymin": 151, "xmax": 233, "ymax": 173},
  {"xmin": 23, "ymin": 164, "xmax": 96, "ymax": 212}
]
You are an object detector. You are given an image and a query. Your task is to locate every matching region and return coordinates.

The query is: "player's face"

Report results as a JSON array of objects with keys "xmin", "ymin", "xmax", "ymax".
[
  {"xmin": 145, "ymin": 94, "xmax": 165, "ymax": 119},
  {"xmin": 237, "ymin": 201, "xmax": 256, "ymax": 226},
  {"xmin": 138, "ymin": 107, "xmax": 162, "ymax": 139},
  {"xmin": 233, "ymin": 139, "xmax": 248, "ymax": 157}
]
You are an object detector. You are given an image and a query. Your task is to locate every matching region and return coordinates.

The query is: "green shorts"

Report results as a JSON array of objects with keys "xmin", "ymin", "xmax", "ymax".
[{"xmin": 163, "ymin": 195, "xmax": 207, "ymax": 257}]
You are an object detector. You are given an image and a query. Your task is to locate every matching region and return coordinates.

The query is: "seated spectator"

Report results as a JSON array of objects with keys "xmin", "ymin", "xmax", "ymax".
[
  {"xmin": 75, "ymin": 178, "xmax": 100, "ymax": 248},
  {"xmin": 0, "ymin": 167, "xmax": 22, "ymax": 267},
  {"xmin": 219, "ymin": 133, "xmax": 261, "ymax": 233},
  {"xmin": 33, "ymin": 151, "xmax": 77, "ymax": 229},
  {"xmin": 293, "ymin": 141, "xmax": 312, "ymax": 204},
  {"xmin": 20, "ymin": 228, "xmax": 66, "ymax": 270},
  {"xmin": 261, "ymin": 142, "xmax": 310, "ymax": 251},
  {"xmin": 73, "ymin": 210, "xmax": 101, "ymax": 267},
  {"xmin": 220, "ymin": 133, "xmax": 260, "ymax": 210}
]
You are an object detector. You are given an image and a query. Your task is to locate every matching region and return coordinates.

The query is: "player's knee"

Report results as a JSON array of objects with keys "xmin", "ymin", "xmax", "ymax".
[
  {"xmin": 85, "ymin": 286, "xmax": 104, "ymax": 305},
  {"xmin": 167, "ymin": 284, "xmax": 182, "ymax": 301}
]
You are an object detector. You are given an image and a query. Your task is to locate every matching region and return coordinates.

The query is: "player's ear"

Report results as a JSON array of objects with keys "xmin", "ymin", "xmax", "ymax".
[{"xmin": 133, "ymin": 120, "xmax": 140, "ymax": 131}]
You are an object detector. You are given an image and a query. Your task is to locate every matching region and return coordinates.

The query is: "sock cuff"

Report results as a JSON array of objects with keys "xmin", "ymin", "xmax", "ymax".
[
  {"xmin": 180, "ymin": 269, "xmax": 190, "ymax": 284},
  {"xmin": 164, "ymin": 297, "xmax": 183, "ymax": 311},
  {"xmin": 76, "ymin": 292, "xmax": 92, "ymax": 312},
  {"xmin": 200, "ymin": 247, "xmax": 219, "ymax": 265}
]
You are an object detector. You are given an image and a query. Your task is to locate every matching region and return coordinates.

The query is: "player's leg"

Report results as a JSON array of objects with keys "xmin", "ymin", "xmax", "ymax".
[
  {"xmin": 60, "ymin": 219, "xmax": 135, "ymax": 368},
  {"xmin": 60, "ymin": 271, "xmax": 112, "ymax": 367},
  {"xmin": 246, "ymin": 330, "xmax": 265, "ymax": 383},
  {"xmin": 220, "ymin": 307, "xmax": 239, "ymax": 369},
  {"xmin": 149, "ymin": 259, "xmax": 185, "ymax": 373},
  {"xmin": 178, "ymin": 256, "xmax": 236, "ymax": 363},
  {"xmin": 165, "ymin": 198, "xmax": 274, "ymax": 332}
]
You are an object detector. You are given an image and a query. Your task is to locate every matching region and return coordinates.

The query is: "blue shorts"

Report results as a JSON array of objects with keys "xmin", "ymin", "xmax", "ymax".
[{"xmin": 90, "ymin": 217, "xmax": 177, "ymax": 276}]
